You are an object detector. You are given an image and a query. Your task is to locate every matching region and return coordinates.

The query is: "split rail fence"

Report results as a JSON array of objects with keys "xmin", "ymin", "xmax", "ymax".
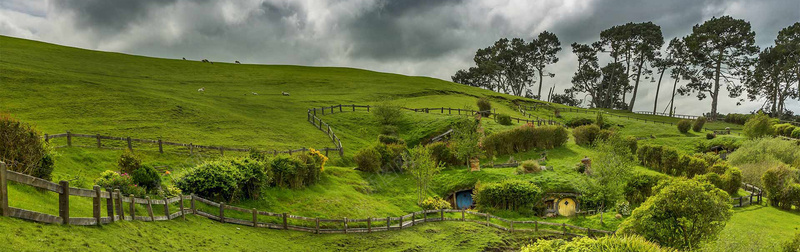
[
  {"xmin": 731, "ymin": 183, "xmax": 763, "ymax": 208},
  {"xmin": 0, "ymin": 162, "xmax": 614, "ymax": 238}
]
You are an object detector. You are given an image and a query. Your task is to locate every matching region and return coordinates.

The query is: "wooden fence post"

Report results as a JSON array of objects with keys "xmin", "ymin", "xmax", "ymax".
[
  {"xmin": 93, "ymin": 185, "xmax": 102, "ymax": 225},
  {"xmin": 67, "ymin": 131, "xmax": 72, "ymax": 147},
  {"xmin": 510, "ymin": 221, "xmax": 513, "ymax": 232},
  {"xmin": 386, "ymin": 216, "xmax": 390, "ymax": 229},
  {"xmin": 283, "ymin": 213, "xmax": 288, "ymax": 230},
  {"xmin": 461, "ymin": 210, "xmax": 465, "ymax": 221},
  {"xmin": 127, "ymin": 137, "xmax": 132, "ymax": 151},
  {"xmin": 163, "ymin": 197, "xmax": 169, "ymax": 219},
  {"xmin": 190, "ymin": 195, "xmax": 197, "ymax": 214},
  {"xmin": 423, "ymin": 211, "xmax": 427, "ymax": 222},
  {"xmin": 315, "ymin": 218, "xmax": 320, "ymax": 234},
  {"xmin": 106, "ymin": 188, "xmax": 114, "ymax": 222},
  {"xmin": 562, "ymin": 223, "xmax": 567, "ymax": 236},
  {"xmin": 352, "ymin": 104, "xmax": 355, "ymax": 111},
  {"xmin": 343, "ymin": 217, "xmax": 348, "ymax": 234},
  {"xmin": 179, "ymin": 195, "xmax": 186, "ymax": 221},
  {"xmin": 146, "ymin": 196, "xmax": 154, "ymax": 221},
  {"xmin": 440, "ymin": 209, "xmax": 444, "ymax": 221},
  {"xmin": 0, "ymin": 163, "xmax": 7, "ymax": 217},
  {"xmin": 59, "ymin": 180, "xmax": 69, "ymax": 224},
  {"xmin": 158, "ymin": 139, "xmax": 163, "ymax": 153},
  {"xmin": 411, "ymin": 213, "xmax": 415, "ymax": 226},
  {"xmin": 219, "ymin": 202, "xmax": 225, "ymax": 223},
  {"xmin": 535, "ymin": 221, "xmax": 538, "ymax": 232},
  {"xmin": 739, "ymin": 197, "xmax": 743, "ymax": 207},
  {"xmin": 129, "ymin": 194, "xmax": 136, "ymax": 221},
  {"xmin": 114, "ymin": 189, "xmax": 124, "ymax": 220},
  {"xmin": 339, "ymin": 104, "xmax": 343, "ymax": 112},
  {"xmin": 252, "ymin": 208, "xmax": 257, "ymax": 227},
  {"xmin": 96, "ymin": 134, "xmax": 101, "ymax": 148},
  {"xmin": 367, "ymin": 105, "xmax": 370, "ymax": 112},
  {"xmin": 399, "ymin": 215, "xmax": 403, "ymax": 228},
  {"xmin": 486, "ymin": 214, "xmax": 489, "ymax": 227},
  {"xmin": 367, "ymin": 217, "xmax": 372, "ymax": 232},
  {"xmin": 44, "ymin": 134, "xmax": 49, "ymax": 143},
  {"xmin": 189, "ymin": 143, "xmax": 194, "ymax": 154}
]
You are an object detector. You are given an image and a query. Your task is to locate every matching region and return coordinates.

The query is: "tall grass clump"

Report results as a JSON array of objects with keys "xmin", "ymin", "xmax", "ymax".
[
  {"xmin": 677, "ymin": 120, "xmax": 691, "ymax": 133},
  {"xmin": 482, "ymin": 124, "xmax": 568, "ymax": 157},
  {"xmin": 373, "ymin": 102, "xmax": 404, "ymax": 125},
  {"xmin": 494, "ymin": 114, "xmax": 512, "ymax": 125},
  {"xmin": 727, "ymin": 137, "xmax": 800, "ymax": 168},
  {"xmin": 572, "ymin": 124, "xmax": 602, "ymax": 146},
  {"xmin": 0, "ymin": 114, "xmax": 53, "ymax": 180},
  {"xmin": 693, "ymin": 116, "xmax": 706, "ymax": 132},
  {"xmin": 743, "ymin": 113, "xmax": 776, "ymax": 139}
]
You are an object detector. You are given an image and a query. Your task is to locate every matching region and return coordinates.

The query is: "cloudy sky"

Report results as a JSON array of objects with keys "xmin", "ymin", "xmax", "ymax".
[{"xmin": 1, "ymin": 0, "xmax": 798, "ymax": 115}]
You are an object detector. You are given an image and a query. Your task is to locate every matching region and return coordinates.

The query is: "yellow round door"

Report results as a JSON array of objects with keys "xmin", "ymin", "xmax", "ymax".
[{"xmin": 557, "ymin": 198, "xmax": 576, "ymax": 216}]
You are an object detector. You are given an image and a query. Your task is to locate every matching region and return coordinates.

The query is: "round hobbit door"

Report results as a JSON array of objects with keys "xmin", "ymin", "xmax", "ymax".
[{"xmin": 557, "ymin": 198, "xmax": 576, "ymax": 216}]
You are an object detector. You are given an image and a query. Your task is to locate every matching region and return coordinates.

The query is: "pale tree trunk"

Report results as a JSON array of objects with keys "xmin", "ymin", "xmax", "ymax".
[
  {"xmin": 629, "ymin": 58, "xmax": 646, "ymax": 111},
  {"xmin": 669, "ymin": 76, "xmax": 679, "ymax": 116},
  {"xmin": 537, "ymin": 70, "xmax": 544, "ymax": 99},
  {"xmin": 653, "ymin": 68, "xmax": 666, "ymax": 114},
  {"xmin": 711, "ymin": 53, "xmax": 723, "ymax": 117}
]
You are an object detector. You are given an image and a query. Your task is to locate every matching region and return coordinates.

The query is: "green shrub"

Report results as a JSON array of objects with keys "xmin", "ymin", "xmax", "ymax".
[
  {"xmin": 660, "ymin": 147, "xmax": 681, "ymax": 175},
  {"xmin": 495, "ymin": 114, "xmax": 512, "ymax": 125},
  {"xmin": 354, "ymin": 147, "xmax": 382, "ymax": 173},
  {"xmin": 695, "ymin": 137, "xmax": 743, "ymax": 153},
  {"xmin": 375, "ymin": 143, "xmax": 406, "ymax": 171},
  {"xmin": 793, "ymin": 128, "xmax": 800, "ymax": 139},
  {"xmin": 118, "ymin": 151, "xmax": 142, "ymax": 175},
  {"xmin": 0, "ymin": 114, "xmax": 50, "ymax": 179},
  {"xmin": 616, "ymin": 200, "xmax": 631, "ymax": 216},
  {"xmin": 774, "ymin": 123, "xmax": 789, "ymax": 137},
  {"xmin": 693, "ymin": 116, "xmax": 706, "ymax": 132},
  {"xmin": 477, "ymin": 97, "xmax": 492, "ymax": 115},
  {"xmin": 482, "ymin": 124, "xmax": 568, "ymax": 156},
  {"xmin": 785, "ymin": 233, "xmax": 800, "ymax": 252},
  {"xmin": 33, "ymin": 153, "xmax": 54, "ymax": 181},
  {"xmin": 565, "ymin": 117, "xmax": 593, "ymax": 128},
  {"xmin": 377, "ymin": 134, "xmax": 405, "ymax": 145},
  {"xmin": 683, "ymin": 155, "xmax": 709, "ymax": 178},
  {"xmin": 625, "ymin": 172, "xmax": 667, "ymax": 205},
  {"xmin": 596, "ymin": 112, "xmax": 605, "ymax": 128},
  {"xmin": 707, "ymin": 133, "xmax": 716, "ymax": 139},
  {"xmin": 744, "ymin": 113, "xmax": 776, "ymax": 139},
  {"xmin": 380, "ymin": 125, "xmax": 398, "ymax": 135},
  {"xmin": 373, "ymin": 102, "xmax": 404, "ymax": 125},
  {"xmin": 618, "ymin": 179, "xmax": 732, "ymax": 249},
  {"xmin": 270, "ymin": 156, "xmax": 298, "ymax": 188},
  {"xmin": 516, "ymin": 160, "xmax": 541, "ymax": 174},
  {"xmin": 761, "ymin": 164, "xmax": 800, "ymax": 210},
  {"xmin": 724, "ymin": 113, "xmax": 753, "ymax": 125},
  {"xmin": 474, "ymin": 180, "xmax": 542, "ymax": 211},
  {"xmin": 621, "ymin": 135, "xmax": 638, "ymax": 154},
  {"xmin": 427, "ymin": 142, "xmax": 460, "ymax": 166},
  {"xmin": 727, "ymin": 137, "xmax": 800, "ymax": 167},
  {"xmin": 573, "ymin": 124, "xmax": 602, "ymax": 146},
  {"xmin": 176, "ymin": 157, "xmax": 270, "ymax": 202},
  {"xmin": 160, "ymin": 185, "xmax": 182, "ymax": 198},
  {"xmin": 677, "ymin": 120, "xmax": 691, "ymax": 133},
  {"xmin": 521, "ymin": 235, "xmax": 675, "ymax": 252},
  {"xmin": 95, "ymin": 170, "xmax": 146, "ymax": 197},
  {"xmin": 131, "ymin": 164, "xmax": 161, "ymax": 192},
  {"xmin": 696, "ymin": 167, "xmax": 741, "ymax": 196},
  {"xmin": 783, "ymin": 125, "xmax": 796, "ymax": 137},
  {"xmin": 419, "ymin": 196, "xmax": 451, "ymax": 210}
]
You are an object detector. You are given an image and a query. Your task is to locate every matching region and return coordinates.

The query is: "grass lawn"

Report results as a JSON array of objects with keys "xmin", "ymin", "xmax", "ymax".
[{"xmin": 702, "ymin": 204, "xmax": 800, "ymax": 251}]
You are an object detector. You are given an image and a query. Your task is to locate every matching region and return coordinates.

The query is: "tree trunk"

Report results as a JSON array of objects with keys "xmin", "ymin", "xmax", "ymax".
[
  {"xmin": 711, "ymin": 53, "xmax": 723, "ymax": 117},
  {"xmin": 653, "ymin": 68, "xmax": 666, "ymax": 114},
  {"xmin": 537, "ymin": 71, "xmax": 544, "ymax": 99},
  {"xmin": 629, "ymin": 58, "xmax": 645, "ymax": 111},
  {"xmin": 669, "ymin": 76, "xmax": 679, "ymax": 116}
]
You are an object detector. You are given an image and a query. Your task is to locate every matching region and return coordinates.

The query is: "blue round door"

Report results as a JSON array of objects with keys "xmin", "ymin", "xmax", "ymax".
[{"xmin": 456, "ymin": 191, "xmax": 473, "ymax": 209}]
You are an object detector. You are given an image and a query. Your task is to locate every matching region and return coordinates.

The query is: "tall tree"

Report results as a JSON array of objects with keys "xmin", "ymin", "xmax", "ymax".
[
  {"xmin": 664, "ymin": 38, "xmax": 693, "ymax": 116},
  {"xmin": 626, "ymin": 22, "xmax": 664, "ymax": 111},
  {"xmin": 595, "ymin": 24, "xmax": 634, "ymax": 108},
  {"xmin": 650, "ymin": 56, "xmax": 670, "ymax": 114},
  {"xmin": 745, "ymin": 47, "xmax": 793, "ymax": 116},
  {"xmin": 453, "ymin": 38, "xmax": 536, "ymax": 97},
  {"xmin": 599, "ymin": 62, "xmax": 630, "ymax": 109},
  {"xmin": 529, "ymin": 31, "xmax": 562, "ymax": 99},
  {"xmin": 569, "ymin": 43, "xmax": 602, "ymax": 108},
  {"xmin": 681, "ymin": 16, "xmax": 759, "ymax": 116},
  {"xmin": 775, "ymin": 22, "xmax": 800, "ymax": 102}
]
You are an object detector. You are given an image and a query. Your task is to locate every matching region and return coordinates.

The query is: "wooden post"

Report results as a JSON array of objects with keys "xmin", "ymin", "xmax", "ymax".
[
  {"xmin": 322, "ymin": 107, "xmax": 325, "ymax": 115},
  {"xmin": 325, "ymin": 148, "xmax": 329, "ymax": 157},
  {"xmin": 114, "ymin": 189, "xmax": 124, "ymax": 220},
  {"xmin": 315, "ymin": 218, "xmax": 320, "ymax": 234},
  {"xmin": 510, "ymin": 221, "xmax": 513, "ymax": 232},
  {"xmin": 440, "ymin": 209, "xmax": 444, "ymax": 221},
  {"xmin": 283, "ymin": 213, "xmax": 288, "ymax": 230},
  {"xmin": 449, "ymin": 108, "xmax": 451, "ymax": 114},
  {"xmin": 179, "ymin": 195, "xmax": 186, "ymax": 221},
  {"xmin": 252, "ymin": 208, "xmax": 257, "ymax": 227},
  {"xmin": 343, "ymin": 217, "xmax": 348, "ymax": 234},
  {"xmin": 44, "ymin": 133, "xmax": 49, "ymax": 143},
  {"xmin": 313, "ymin": 108, "xmax": 317, "ymax": 116},
  {"xmin": 67, "ymin": 131, "xmax": 72, "ymax": 147},
  {"xmin": 486, "ymin": 214, "xmax": 489, "ymax": 227},
  {"xmin": 352, "ymin": 104, "xmax": 355, "ymax": 111},
  {"xmin": 367, "ymin": 105, "xmax": 370, "ymax": 112},
  {"xmin": 367, "ymin": 217, "xmax": 372, "ymax": 233},
  {"xmin": 331, "ymin": 106, "xmax": 334, "ymax": 114},
  {"xmin": 423, "ymin": 211, "xmax": 427, "ymax": 222},
  {"xmin": 399, "ymin": 215, "xmax": 403, "ymax": 228},
  {"xmin": 163, "ymin": 197, "xmax": 169, "ymax": 219},
  {"xmin": 190, "ymin": 195, "xmax": 197, "ymax": 214},
  {"xmin": 93, "ymin": 185, "xmax": 102, "ymax": 225},
  {"xmin": 739, "ymin": 197, "xmax": 743, "ymax": 207},
  {"xmin": 535, "ymin": 221, "xmax": 538, "ymax": 232},
  {"xmin": 387, "ymin": 216, "xmax": 390, "ymax": 230},
  {"xmin": 96, "ymin": 134, "xmax": 101, "ymax": 148},
  {"xmin": 219, "ymin": 202, "xmax": 225, "ymax": 223},
  {"xmin": 129, "ymin": 194, "xmax": 136, "ymax": 221},
  {"xmin": 587, "ymin": 228, "xmax": 592, "ymax": 238},
  {"xmin": 562, "ymin": 223, "xmax": 567, "ymax": 236},
  {"xmin": 127, "ymin": 137, "xmax": 132, "ymax": 151},
  {"xmin": 411, "ymin": 212, "xmax": 415, "ymax": 226},
  {"xmin": 220, "ymin": 147, "xmax": 224, "ymax": 156},
  {"xmin": 145, "ymin": 196, "xmax": 154, "ymax": 221},
  {"xmin": 339, "ymin": 104, "xmax": 342, "ymax": 112},
  {"xmin": 59, "ymin": 180, "xmax": 69, "ymax": 224},
  {"xmin": 106, "ymin": 188, "xmax": 114, "ymax": 222},
  {"xmin": 158, "ymin": 139, "xmax": 163, "ymax": 153},
  {"xmin": 0, "ymin": 163, "xmax": 7, "ymax": 217},
  {"xmin": 190, "ymin": 143, "xmax": 194, "ymax": 154},
  {"xmin": 461, "ymin": 210, "xmax": 465, "ymax": 221}
]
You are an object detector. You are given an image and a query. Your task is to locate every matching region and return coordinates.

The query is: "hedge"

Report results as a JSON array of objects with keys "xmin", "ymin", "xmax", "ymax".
[
  {"xmin": 474, "ymin": 180, "xmax": 543, "ymax": 211},
  {"xmin": 482, "ymin": 124, "xmax": 568, "ymax": 157}
]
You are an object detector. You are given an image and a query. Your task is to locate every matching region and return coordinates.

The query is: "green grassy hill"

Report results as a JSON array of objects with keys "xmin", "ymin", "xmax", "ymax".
[{"xmin": 2, "ymin": 35, "xmax": 798, "ymax": 251}]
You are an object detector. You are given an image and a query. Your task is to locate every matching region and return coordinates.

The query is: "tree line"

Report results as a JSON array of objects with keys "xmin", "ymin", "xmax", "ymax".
[{"xmin": 452, "ymin": 17, "xmax": 799, "ymax": 117}]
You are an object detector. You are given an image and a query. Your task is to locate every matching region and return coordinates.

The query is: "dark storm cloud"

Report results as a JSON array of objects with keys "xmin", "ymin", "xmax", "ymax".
[{"xmin": 53, "ymin": 0, "xmax": 179, "ymax": 33}]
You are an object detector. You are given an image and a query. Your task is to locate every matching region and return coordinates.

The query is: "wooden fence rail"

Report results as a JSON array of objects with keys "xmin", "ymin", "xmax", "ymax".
[
  {"xmin": 731, "ymin": 182, "xmax": 763, "ymax": 208},
  {"xmin": 43, "ymin": 131, "xmax": 341, "ymax": 157},
  {"xmin": 0, "ymin": 162, "xmax": 614, "ymax": 238}
]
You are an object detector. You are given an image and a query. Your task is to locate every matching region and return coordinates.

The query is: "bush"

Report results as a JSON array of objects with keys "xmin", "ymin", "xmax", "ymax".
[
  {"xmin": 380, "ymin": 125, "xmax": 398, "ymax": 135},
  {"xmin": 573, "ymin": 124, "xmax": 602, "ymax": 146},
  {"xmin": 761, "ymin": 164, "xmax": 800, "ymax": 210},
  {"xmin": 693, "ymin": 116, "xmax": 706, "ymax": 132},
  {"xmin": 695, "ymin": 137, "xmax": 743, "ymax": 153},
  {"xmin": 516, "ymin": 160, "xmax": 541, "ymax": 174},
  {"xmin": 0, "ymin": 114, "xmax": 50, "ymax": 178},
  {"xmin": 618, "ymin": 179, "xmax": 732, "ymax": 249},
  {"xmin": 33, "ymin": 153, "xmax": 55, "ymax": 181},
  {"xmin": 176, "ymin": 157, "xmax": 270, "ymax": 202},
  {"xmin": 521, "ymin": 235, "xmax": 675, "ymax": 252},
  {"xmin": 727, "ymin": 137, "xmax": 800, "ymax": 167},
  {"xmin": 378, "ymin": 134, "xmax": 405, "ymax": 145},
  {"xmin": 707, "ymin": 133, "xmax": 716, "ymax": 139},
  {"xmin": 373, "ymin": 102, "xmax": 404, "ymax": 125},
  {"xmin": 131, "ymin": 164, "xmax": 161, "ymax": 192},
  {"xmin": 118, "ymin": 151, "xmax": 142, "ymax": 175},
  {"xmin": 354, "ymin": 147, "xmax": 382, "ymax": 173},
  {"xmin": 744, "ymin": 113, "xmax": 776, "ymax": 139},
  {"xmin": 677, "ymin": 120, "xmax": 691, "ymax": 133},
  {"xmin": 616, "ymin": 200, "xmax": 631, "ymax": 216},
  {"xmin": 477, "ymin": 97, "xmax": 492, "ymax": 115},
  {"xmin": 785, "ymin": 233, "xmax": 800, "ymax": 252},
  {"xmin": 596, "ymin": 112, "xmax": 605, "ymax": 129},
  {"xmin": 419, "ymin": 196, "xmax": 451, "ymax": 210},
  {"xmin": 473, "ymin": 180, "xmax": 542, "ymax": 211},
  {"xmin": 625, "ymin": 172, "xmax": 667, "ymax": 205},
  {"xmin": 160, "ymin": 185, "xmax": 182, "ymax": 198},
  {"xmin": 696, "ymin": 167, "xmax": 742, "ymax": 195},
  {"xmin": 783, "ymin": 125, "xmax": 796, "ymax": 137},
  {"xmin": 621, "ymin": 135, "xmax": 638, "ymax": 154},
  {"xmin": 482, "ymin": 124, "xmax": 568, "ymax": 156},
  {"xmin": 495, "ymin": 114, "xmax": 512, "ymax": 125},
  {"xmin": 95, "ymin": 170, "xmax": 146, "ymax": 197},
  {"xmin": 724, "ymin": 113, "xmax": 753, "ymax": 125},
  {"xmin": 565, "ymin": 117, "xmax": 594, "ymax": 128},
  {"xmin": 375, "ymin": 143, "xmax": 406, "ymax": 171},
  {"xmin": 793, "ymin": 128, "xmax": 800, "ymax": 139},
  {"xmin": 427, "ymin": 142, "xmax": 460, "ymax": 166}
]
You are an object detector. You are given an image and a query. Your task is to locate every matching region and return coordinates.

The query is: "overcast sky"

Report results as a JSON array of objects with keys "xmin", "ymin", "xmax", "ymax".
[{"xmin": 1, "ymin": 0, "xmax": 798, "ymax": 115}]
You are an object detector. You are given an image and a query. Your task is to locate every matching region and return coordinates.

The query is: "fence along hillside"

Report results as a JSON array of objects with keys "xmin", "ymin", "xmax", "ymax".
[{"xmin": 0, "ymin": 162, "xmax": 614, "ymax": 237}]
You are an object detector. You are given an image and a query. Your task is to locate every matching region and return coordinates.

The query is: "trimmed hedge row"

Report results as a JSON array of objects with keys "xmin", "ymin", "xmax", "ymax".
[
  {"xmin": 474, "ymin": 180, "xmax": 543, "ymax": 211},
  {"xmin": 774, "ymin": 123, "xmax": 799, "ymax": 138},
  {"xmin": 724, "ymin": 113, "xmax": 753, "ymax": 125},
  {"xmin": 638, "ymin": 144, "xmax": 743, "ymax": 195},
  {"xmin": 482, "ymin": 124, "xmax": 569, "ymax": 157}
]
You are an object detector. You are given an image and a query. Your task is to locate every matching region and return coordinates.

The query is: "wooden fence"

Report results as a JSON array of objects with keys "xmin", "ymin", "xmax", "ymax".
[
  {"xmin": 0, "ymin": 162, "xmax": 614, "ymax": 238},
  {"xmin": 43, "ymin": 132, "xmax": 341, "ymax": 157},
  {"xmin": 731, "ymin": 183, "xmax": 763, "ymax": 208}
]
